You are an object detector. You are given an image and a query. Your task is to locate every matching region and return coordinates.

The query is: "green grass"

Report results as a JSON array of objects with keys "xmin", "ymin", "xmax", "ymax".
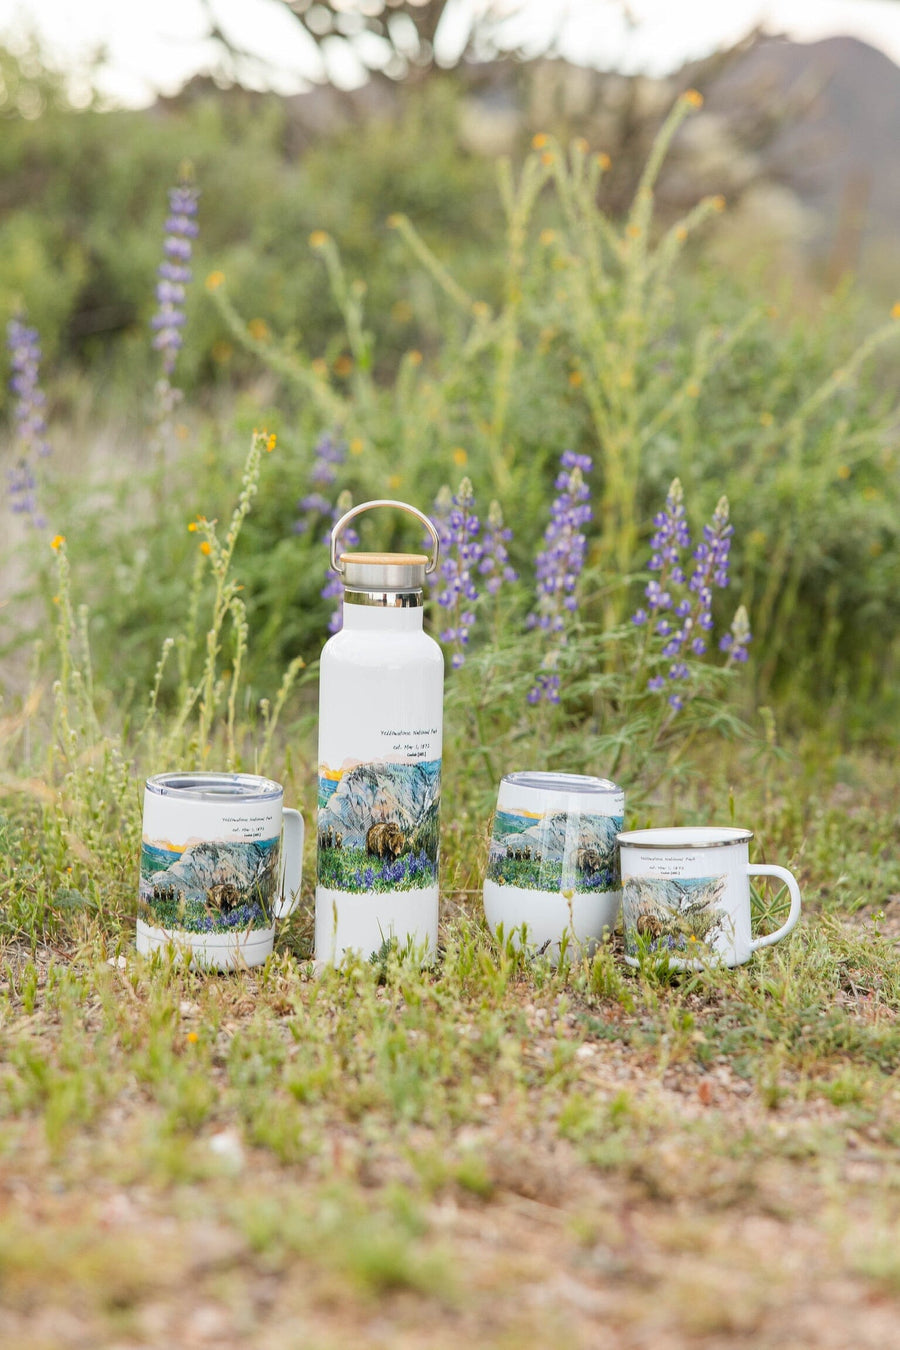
[{"xmin": 2, "ymin": 739, "xmax": 900, "ymax": 1344}]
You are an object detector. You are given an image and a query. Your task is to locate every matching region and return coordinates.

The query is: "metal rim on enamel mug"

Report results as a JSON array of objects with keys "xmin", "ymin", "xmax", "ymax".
[{"xmin": 617, "ymin": 826, "xmax": 754, "ymax": 850}]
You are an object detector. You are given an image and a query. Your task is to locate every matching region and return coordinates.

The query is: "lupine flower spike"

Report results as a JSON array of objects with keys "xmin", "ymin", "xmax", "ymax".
[
  {"xmin": 479, "ymin": 500, "xmax": 518, "ymax": 596},
  {"xmin": 434, "ymin": 477, "xmax": 482, "ymax": 669},
  {"xmin": 295, "ymin": 433, "xmax": 348, "ymax": 530},
  {"xmin": 151, "ymin": 171, "xmax": 199, "ymax": 443},
  {"xmin": 633, "ymin": 479, "xmax": 750, "ymax": 712},
  {"xmin": 527, "ymin": 451, "xmax": 593, "ymax": 704},
  {"xmin": 152, "ymin": 176, "xmax": 199, "ymax": 377},
  {"xmin": 6, "ymin": 315, "xmax": 51, "ymax": 527},
  {"xmin": 720, "ymin": 603, "xmax": 752, "ymax": 663}
]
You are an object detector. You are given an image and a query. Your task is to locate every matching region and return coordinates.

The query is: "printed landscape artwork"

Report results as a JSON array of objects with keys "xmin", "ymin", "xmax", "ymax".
[
  {"xmin": 486, "ymin": 809, "xmax": 622, "ymax": 893},
  {"xmin": 622, "ymin": 873, "xmax": 731, "ymax": 957},
  {"xmin": 139, "ymin": 835, "xmax": 282, "ymax": 934},
  {"xmin": 317, "ymin": 758, "xmax": 441, "ymax": 893}
]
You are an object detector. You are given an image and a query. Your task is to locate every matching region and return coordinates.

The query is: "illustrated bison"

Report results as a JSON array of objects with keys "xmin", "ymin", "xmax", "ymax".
[
  {"xmin": 366, "ymin": 821, "xmax": 405, "ymax": 860},
  {"xmin": 635, "ymin": 908, "xmax": 664, "ymax": 938},
  {"xmin": 206, "ymin": 881, "xmax": 242, "ymax": 914},
  {"xmin": 576, "ymin": 847, "xmax": 603, "ymax": 876}
]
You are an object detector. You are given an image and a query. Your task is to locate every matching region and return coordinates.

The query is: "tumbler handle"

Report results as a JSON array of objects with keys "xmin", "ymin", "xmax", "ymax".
[
  {"xmin": 747, "ymin": 864, "xmax": 802, "ymax": 952},
  {"xmin": 275, "ymin": 808, "xmax": 304, "ymax": 920},
  {"xmin": 330, "ymin": 499, "xmax": 440, "ymax": 575}
]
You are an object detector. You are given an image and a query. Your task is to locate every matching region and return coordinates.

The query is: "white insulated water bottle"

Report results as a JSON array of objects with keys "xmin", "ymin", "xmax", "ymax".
[{"xmin": 315, "ymin": 499, "xmax": 444, "ymax": 964}]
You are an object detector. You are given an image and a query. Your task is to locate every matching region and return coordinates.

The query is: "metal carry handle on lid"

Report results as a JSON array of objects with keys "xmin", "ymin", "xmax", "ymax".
[{"xmin": 330, "ymin": 499, "xmax": 441, "ymax": 576}]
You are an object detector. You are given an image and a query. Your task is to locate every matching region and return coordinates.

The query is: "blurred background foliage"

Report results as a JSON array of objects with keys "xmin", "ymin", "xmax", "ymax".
[{"xmin": 2, "ymin": 33, "xmax": 900, "ymax": 744}]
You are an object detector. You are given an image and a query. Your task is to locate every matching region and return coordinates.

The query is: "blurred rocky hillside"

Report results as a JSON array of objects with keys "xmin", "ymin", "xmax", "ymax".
[{"xmin": 233, "ymin": 31, "xmax": 899, "ymax": 292}]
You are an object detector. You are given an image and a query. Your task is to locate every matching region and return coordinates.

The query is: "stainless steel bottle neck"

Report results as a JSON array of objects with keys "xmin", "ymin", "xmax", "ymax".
[{"xmin": 343, "ymin": 588, "xmax": 423, "ymax": 608}]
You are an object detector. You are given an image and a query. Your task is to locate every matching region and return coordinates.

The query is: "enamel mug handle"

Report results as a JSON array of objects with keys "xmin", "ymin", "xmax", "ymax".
[
  {"xmin": 747, "ymin": 864, "xmax": 802, "ymax": 952},
  {"xmin": 275, "ymin": 808, "xmax": 304, "ymax": 920}
]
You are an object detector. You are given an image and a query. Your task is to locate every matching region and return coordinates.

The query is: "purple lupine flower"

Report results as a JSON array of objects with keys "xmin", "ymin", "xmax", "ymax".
[
  {"xmin": 151, "ymin": 177, "xmax": 199, "ymax": 378},
  {"xmin": 478, "ymin": 499, "xmax": 518, "ymax": 595},
  {"xmin": 433, "ymin": 477, "xmax": 483, "ymax": 669},
  {"xmin": 637, "ymin": 483, "xmax": 749, "ymax": 713},
  {"xmin": 631, "ymin": 479, "xmax": 686, "ymax": 628},
  {"xmin": 719, "ymin": 604, "xmax": 752, "ymax": 663},
  {"xmin": 294, "ymin": 434, "xmax": 349, "ymax": 535},
  {"xmin": 527, "ymin": 671, "xmax": 561, "ymax": 705},
  {"xmin": 689, "ymin": 496, "xmax": 732, "ymax": 621},
  {"xmin": 6, "ymin": 316, "xmax": 51, "ymax": 527},
  {"xmin": 527, "ymin": 450, "xmax": 592, "ymax": 704}
]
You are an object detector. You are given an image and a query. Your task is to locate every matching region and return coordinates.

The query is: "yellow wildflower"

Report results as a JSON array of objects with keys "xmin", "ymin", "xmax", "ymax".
[
  {"xmin": 863, "ymin": 486, "xmax": 879, "ymax": 501},
  {"xmin": 539, "ymin": 229, "xmax": 557, "ymax": 246},
  {"xmin": 627, "ymin": 224, "xmax": 642, "ymax": 239},
  {"xmin": 675, "ymin": 226, "xmax": 688, "ymax": 242},
  {"xmin": 573, "ymin": 137, "xmax": 589, "ymax": 155},
  {"xmin": 837, "ymin": 465, "xmax": 851, "ymax": 480},
  {"xmin": 186, "ymin": 1031, "xmax": 199, "ymax": 1044},
  {"xmin": 541, "ymin": 151, "xmax": 555, "ymax": 167},
  {"xmin": 596, "ymin": 152, "xmax": 611, "ymax": 170},
  {"xmin": 188, "ymin": 522, "xmax": 198, "ymax": 532},
  {"xmin": 311, "ymin": 358, "xmax": 329, "ymax": 378},
  {"xmin": 568, "ymin": 370, "xmax": 583, "ymax": 388},
  {"xmin": 388, "ymin": 473, "xmax": 402, "ymax": 490},
  {"xmin": 308, "ymin": 230, "xmax": 329, "ymax": 249},
  {"xmin": 759, "ymin": 411, "xmax": 774, "ymax": 427},
  {"xmin": 266, "ymin": 433, "xmax": 276, "ymax": 453},
  {"xmin": 248, "ymin": 318, "xmax": 270, "ymax": 341},
  {"xmin": 50, "ymin": 534, "xmax": 65, "ymax": 551},
  {"xmin": 686, "ymin": 380, "xmax": 700, "ymax": 398},
  {"xmin": 205, "ymin": 271, "xmax": 225, "ymax": 291},
  {"xmin": 349, "ymin": 438, "xmax": 364, "ymax": 456},
  {"xmin": 683, "ymin": 89, "xmax": 704, "ymax": 109},
  {"xmin": 452, "ymin": 447, "xmax": 468, "ymax": 468},
  {"xmin": 407, "ymin": 350, "xmax": 423, "ymax": 367},
  {"xmin": 532, "ymin": 132, "xmax": 549, "ymax": 149},
  {"xmin": 200, "ymin": 541, "xmax": 212, "ymax": 555},
  {"xmin": 711, "ymin": 194, "xmax": 726, "ymax": 212},
  {"xmin": 892, "ymin": 302, "xmax": 900, "ymax": 320}
]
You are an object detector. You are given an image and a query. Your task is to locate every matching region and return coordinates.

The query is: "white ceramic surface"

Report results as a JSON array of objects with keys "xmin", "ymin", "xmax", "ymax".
[{"xmin": 617, "ymin": 825, "xmax": 801, "ymax": 969}]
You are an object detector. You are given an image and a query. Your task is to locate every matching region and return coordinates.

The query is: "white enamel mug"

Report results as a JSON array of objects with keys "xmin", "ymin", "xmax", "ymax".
[
  {"xmin": 137, "ymin": 772, "xmax": 304, "ymax": 970},
  {"xmin": 482, "ymin": 771, "xmax": 625, "ymax": 961},
  {"xmin": 617, "ymin": 826, "xmax": 801, "ymax": 970}
]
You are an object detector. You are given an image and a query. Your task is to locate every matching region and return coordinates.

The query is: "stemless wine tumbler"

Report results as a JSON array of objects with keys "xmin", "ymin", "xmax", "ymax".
[
  {"xmin": 617, "ymin": 826, "xmax": 801, "ymax": 969},
  {"xmin": 137, "ymin": 772, "xmax": 304, "ymax": 970},
  {"xmin": 482, "ymin": 771, "xmax": 625, "ymax": 961}
]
